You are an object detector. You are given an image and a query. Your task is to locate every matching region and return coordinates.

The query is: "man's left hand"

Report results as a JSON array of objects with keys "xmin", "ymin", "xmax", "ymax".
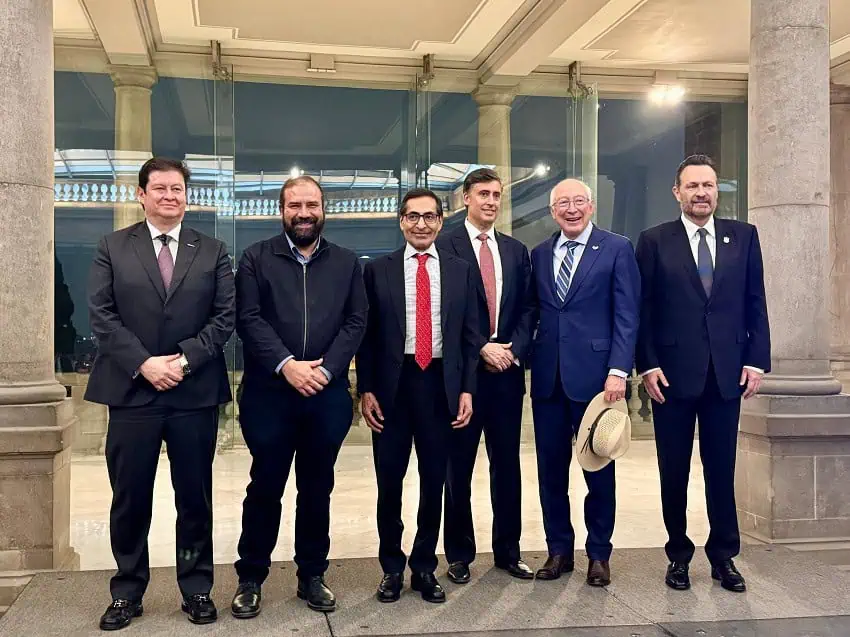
[
  {"xmin": 452, "ymin": 393, "xmax": 473, "ymax": 429},
  {"xmin": 604, "ymin": 375, "xmax": 627, "ymax": 403},
  {"xmin": 740, "ymin": 367, "xmax": 763, "ymax": 399}
]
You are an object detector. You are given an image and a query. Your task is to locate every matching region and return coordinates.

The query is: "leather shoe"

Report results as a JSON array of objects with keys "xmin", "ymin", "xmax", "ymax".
[
  {"xmin": 446, "ymin": 561, "xmax": 470, "ymax": 584},
  {"xmin": 535, "ymin": 554, "xmax": 574, "ymax": 580},
  {"xmin": 297, "ymin": 575, "xmax": 336, "ymax": 612},
  {"xmin": 99, "ymin": 599, "xmax": 143, "ymax": 631},
  {"xmin": 711, "ymin": 559, "xmax": 746, "ymax": 593},
  {"xmin": 586, "ymin": 560, "xmax": 610, "ymax": 587},
  {"xmin": 376, "ymin": 573, "xmax": 403, "ymax": 603},
  {"xmin": 181, "ymin": 593, "xmax": 217, "ymax": 625},
  {"xmin": 495, "ymin": 558, "xmax": 534, "ymax": 580},
  {"xmin": 665, "ymin": 562, "xmax": 691, "ymax": 591},
  {"xmin": 411, "ymin": 572, "xmax": 446, "ymax": 603},
  {"xmin": 231, "ymin": 581, "xmax": 261, "ymax": 619}
]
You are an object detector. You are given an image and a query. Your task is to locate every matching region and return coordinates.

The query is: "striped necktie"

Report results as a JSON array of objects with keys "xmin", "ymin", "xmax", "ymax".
[{"xmin": 555, "ymin": 240, "xmax": 579, "ymax": 303}]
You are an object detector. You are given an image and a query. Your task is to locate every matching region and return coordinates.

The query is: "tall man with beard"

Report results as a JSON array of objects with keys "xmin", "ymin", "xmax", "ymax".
[
  {"xmin": 636, "ymin": 155, "xmax": 770, "ymax": 593},
  {"xmin": 230, "ymin": 175, "xmax": 368, "ymax": 618}
]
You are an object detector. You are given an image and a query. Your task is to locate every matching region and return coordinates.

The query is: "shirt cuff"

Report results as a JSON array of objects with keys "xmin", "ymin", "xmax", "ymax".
[
  {"xmin": 276, "ymin": 355, "xmax": 294, "ymax": 375},
  {"xmin": 319, "ymin": 366, "xmax": 333, "ymax": 381},
  {"xmin": 608, "ymin": 368, "xmax": 628, "ymax": 379},
  {"xmin": 639, "ymin": 367, "xmax": 661, "ymax": 377},
  {"xmin": 744, "ymin": 365, "xmax": 764, "ymax": 374}
]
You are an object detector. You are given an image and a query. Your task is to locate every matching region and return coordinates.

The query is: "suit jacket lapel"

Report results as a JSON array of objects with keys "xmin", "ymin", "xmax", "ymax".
[
  {"xmin": 495, "ymin": 231, "xmax": 513, "ymax": 317},
  {"xmin": 543, "ymin": 232, "xmax": 559, "ymax": 305},
  {"xmin": 166, "ymin": 227, "xmax": 200, "ymax": 303},
  {"xmin": 669, "ymin": 221, "xmax": 707, "ymax": 301},
  {"xmin": 711, "ymin": 218, "xmax": 736, "ymax": 298},
  {"xmin": 130, "ymin": 222, "xmax": 166, "ymax": 302},
  {"xmin": 386, "ymin": 249, "xmax": 406, "ymax": 339},
  {"xmin": 438, "ymin": 247, "xmax": 452, "ymax": 329},
  {"xmin": 452, "ymin": 229, "xmax": 486, "ymax": 305},
  {"xmin": 563, "ymin": 226, "xmax": 604, "ymax": 306}
]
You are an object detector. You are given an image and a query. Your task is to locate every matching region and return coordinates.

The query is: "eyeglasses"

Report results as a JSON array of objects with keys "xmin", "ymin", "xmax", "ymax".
[
  {"xmin": 402, "ymin": 212, "xmax": 441, "ymax": 226},
  {"xmin": 551, "ymin": 197, "xmax": 589, "ymax": 211}
]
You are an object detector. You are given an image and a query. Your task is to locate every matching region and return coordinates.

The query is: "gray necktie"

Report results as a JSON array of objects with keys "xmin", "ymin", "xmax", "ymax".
[
  {"xmin": 696, "ymin": 228, "xmax": 713, "ymax": 297},
  {"xmin": 157, "ymin": 234, "xmax": 174, "ymax": 290}
]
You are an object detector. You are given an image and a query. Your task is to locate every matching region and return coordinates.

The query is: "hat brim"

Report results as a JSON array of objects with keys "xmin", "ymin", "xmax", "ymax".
[{"xmin": 576, "ymin": 391, "xmax": 631, "ymax": 472}]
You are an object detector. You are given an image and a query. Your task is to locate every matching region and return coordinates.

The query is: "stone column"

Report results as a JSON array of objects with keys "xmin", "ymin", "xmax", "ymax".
[
  {"xmin": 0, "ymin": 0, "xmax": 78, "ymax": 607},
  {"xmin": 737, "ymin": 0, "xmax": 850, "ymax": 545},
  {"xmin": 474, "ymin": 86, "xmax": 515, "ymax": 234},
  {"xmin": 109, "ymin": 65, "xmax": 157, "ymax": 229},
  {"xmin": 830, "ymin": 83, "xmax": 850, "ymax": 390}
]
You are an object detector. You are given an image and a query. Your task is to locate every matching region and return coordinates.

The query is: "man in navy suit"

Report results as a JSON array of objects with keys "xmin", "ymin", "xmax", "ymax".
[
  {"xmin": 530, "ymin": 178, "xmax": 640, "ymax": 587},
  {"xmin": 436, "ymin": 168, "xmax": 536, "ymax": 584},
  {"xmin": 636, "ymin": 154, "xmax": 770, "ymax": 593}
]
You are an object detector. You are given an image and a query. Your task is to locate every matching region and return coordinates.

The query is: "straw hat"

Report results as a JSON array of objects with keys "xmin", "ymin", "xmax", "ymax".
[{"xmin": 576, "ymin": 392, "xmax": 631, "ymax": 472}]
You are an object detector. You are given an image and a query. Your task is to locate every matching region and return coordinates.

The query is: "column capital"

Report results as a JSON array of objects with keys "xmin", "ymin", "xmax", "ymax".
[
  {"xmin": 473, "ymin": 85, "xmax": 517, "ymax": 108},
  {"xmin": 109, "ymin": 64, "xmax": 158, "ymax": 90},
  {"xmin": 831, "ymin": 82, "xmax": 850, "ymax": 106}
]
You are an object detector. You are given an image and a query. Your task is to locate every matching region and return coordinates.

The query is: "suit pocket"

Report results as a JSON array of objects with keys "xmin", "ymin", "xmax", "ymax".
[{"xmin": 591, "ymin": 338, "xmax": 611, "ymax": 352}]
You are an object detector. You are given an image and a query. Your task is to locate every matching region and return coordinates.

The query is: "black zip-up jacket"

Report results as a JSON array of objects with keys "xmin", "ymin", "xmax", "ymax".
[{"xmin": 236, "ymin": 233, "xmax": 368, "ymax": 389}]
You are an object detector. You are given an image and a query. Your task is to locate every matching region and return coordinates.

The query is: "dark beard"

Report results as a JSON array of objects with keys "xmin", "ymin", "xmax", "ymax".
[{"xmin": 284, "ymin": 217, "xmax": 324, "ymax": 247}]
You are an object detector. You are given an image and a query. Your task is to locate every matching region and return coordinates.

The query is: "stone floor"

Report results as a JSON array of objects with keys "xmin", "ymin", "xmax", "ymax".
[
  {"xmin": 69, "ymin": 441, "xmax": 710, "ymax": 571},
  {"xmin": 3, "ymin": 547, "xmax": 850, "ymax": 637}
]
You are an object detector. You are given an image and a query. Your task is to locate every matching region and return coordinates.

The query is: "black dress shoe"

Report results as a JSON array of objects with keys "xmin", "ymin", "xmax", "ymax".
[
  {"xmin": 376, "ymin": 573, "xmax": 403, "ymax": 603},
  {"xmin": 711, "ymin": 559, "xmax": 747, "ymax": 593},
  {"xmin": 297, "ymin": 575, "xmax": 336, "ymax": 612},
  {"xmin": 99, "ymin": 599, "xmax": 143, "ymax": 631},
  {"xmin": 181, "ymin": 593, "xmax": 217, "ymax": 625},
  {"xmin": 535, "ymin": 554, "xmax": 574, "ymax": 580},
  {"xmin": 446, "ymin": 561, "xmax": 470, "ymax": 584},
  {"xmin": 665, "ymin": 562, "xmax": 690, "ymax": 590},
  {"xmin": 411, "ymin": 572, "xmax": 446, "ymax": 603},
  {"xmin": 231, "ymin": 581, "xmax": 261, "ymax": 618},
  {"xmin": 495, "ymin": 558, "xmax": 534, "ymax": 580},
  {"xmin": 587, "ymin": 559, "xmax": 611, "ymax": 587}
]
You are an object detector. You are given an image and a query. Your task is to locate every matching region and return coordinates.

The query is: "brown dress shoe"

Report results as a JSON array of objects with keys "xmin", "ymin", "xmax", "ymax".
[
  {"xmin": 586, "ymin": 559, "xmax": 610, "ymax": 587},
  {"xmin": 535, "ymin": 554, "xmax": 574, "ymax": 580}
]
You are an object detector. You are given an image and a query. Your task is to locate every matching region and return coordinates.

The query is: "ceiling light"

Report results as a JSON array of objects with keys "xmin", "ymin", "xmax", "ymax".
[
  {"xmin": 649, "ymin": 71, "xmax": 686, "ymax": 106},
  {"xmin": 290, "ymin": 166, "xmax": 302, "ymax": 178},
  {"xmin": 534, "ymin": 163, "xmax": 550, "ymax": 177}
]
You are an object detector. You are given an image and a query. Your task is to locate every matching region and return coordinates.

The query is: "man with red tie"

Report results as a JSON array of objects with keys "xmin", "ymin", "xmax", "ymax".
[{"xmin": 356, "ymin": 188, "xmax": 480, "ymax": 603}]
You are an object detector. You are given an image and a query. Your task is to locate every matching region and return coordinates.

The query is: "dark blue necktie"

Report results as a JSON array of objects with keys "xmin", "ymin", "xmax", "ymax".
[{"xmin": 697, "ymin": 228, "xmax": 713, "ymax": 296}]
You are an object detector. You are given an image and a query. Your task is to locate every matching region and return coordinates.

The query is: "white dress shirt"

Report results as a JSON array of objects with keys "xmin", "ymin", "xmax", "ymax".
[
  {"xmin": 465, "ymin": 219, "xmax": 502, "ymax": 339},
  {"xmin": 404, "ymin": 243, "xmax": 442, "ymax": 358},
  {"xmin": 147, "ymin": 220, "xmax": 180, "ymax": 262},
  {"xmin": 639, "ymin": 214, "xmax": 762, "ymax": 376},
  {"xmin": 552, "ymin": 222, "xmax": 626, "ymax": 380}
]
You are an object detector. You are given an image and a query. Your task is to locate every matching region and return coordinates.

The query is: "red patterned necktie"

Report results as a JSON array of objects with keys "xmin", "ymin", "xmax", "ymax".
[
  {"xmin": 414, "ymin": 253, "xmax": 432, "ymax": 370},
  {"xmin": 478, "ymin": 233, "xmax": 497, "ymax": 336}
]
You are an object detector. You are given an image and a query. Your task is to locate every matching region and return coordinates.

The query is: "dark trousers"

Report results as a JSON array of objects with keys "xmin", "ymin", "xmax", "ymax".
[
  {"xmin": 532, "ymin": 375, "xmax": 616, "ymax": 560},
  {"xmin": 234, "ymin": 379, "xmax": 352, "ymax": 583},
  {"xmin": 444, "ymin": 365, "xmax": 523, "ymax": 565},
  {"xmin": 373, "ymin": 358, "xmax": 452, "ymax": 575},
  {"xmin": 652, "ymin": 361, "xmax": 741, "ymax": 564},
  {"xmin": 106, "ymin": 404, "xmax": 218, "ymax": 601}
]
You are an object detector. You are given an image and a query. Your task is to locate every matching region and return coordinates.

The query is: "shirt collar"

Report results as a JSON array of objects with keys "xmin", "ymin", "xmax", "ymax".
[
  {"xmin": 557, "ymin": 221, "xmax": 593, "ymax": 250},
  {"xmin": 464, "ymin": 218, "xmax": 495, "ymax": 243},
  {"xmin": 285, "ymin": 232, "xmax": 321, "ymax": 258},
  {"xmin": 147, "ymin": 220, "xmax": 181, "ymax": 243},
  {"xmin": 680, "ymin": 213, "xmax": 715, "ymax": 239},
  {"xmin": 404, "ymin": 242, "xmax": 439, "ymax": 260}
]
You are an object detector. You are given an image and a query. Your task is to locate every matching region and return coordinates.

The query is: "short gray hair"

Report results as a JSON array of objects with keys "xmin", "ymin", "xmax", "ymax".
[{"xmin": 549, "ymin": 179, "xmax": 593, "ymax": 206}]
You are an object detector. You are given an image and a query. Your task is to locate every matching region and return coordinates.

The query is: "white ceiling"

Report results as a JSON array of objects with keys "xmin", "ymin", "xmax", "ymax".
[{"xmin": 53, "ymin": 0, "xmax": 850, "ymax": 78}]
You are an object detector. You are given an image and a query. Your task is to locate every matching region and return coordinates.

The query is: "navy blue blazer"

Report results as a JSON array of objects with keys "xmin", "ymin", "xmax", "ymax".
[
  {"xmin": 634, "ymin": 217, "xmax": 771, "ymax": 401},
  {"xmin": 529, "ymin": 226, "xmax": 641, "ymax": 403}
]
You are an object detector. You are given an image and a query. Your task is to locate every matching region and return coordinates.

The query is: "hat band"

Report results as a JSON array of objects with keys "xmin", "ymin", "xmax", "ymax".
[{"xmin": 581, "ymin": 407, "xmax": 613, "ymax": 458}]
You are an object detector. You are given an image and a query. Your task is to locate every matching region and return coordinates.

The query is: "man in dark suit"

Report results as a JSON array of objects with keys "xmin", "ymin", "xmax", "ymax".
[
  {"xmin": 231, "ymin": 176, "xmax": 368, "ymax": 618},
  {"xmin": 530, "ymin": 178, "xmax": 640, "ymax": 587},
  {"xmin": 356, "ymin": 188, "xmax": 479, "ymax": 604},
  {"xmin": 87, "ymin": 157, "xmax": 235, "ymax": 630},
  {"xmin": 435, "ymin": 168, "xmax": 535, "ymax": 583},
  {"xmin": 636, "ymin": 154, "xmax": 770, "ymax": 593}
]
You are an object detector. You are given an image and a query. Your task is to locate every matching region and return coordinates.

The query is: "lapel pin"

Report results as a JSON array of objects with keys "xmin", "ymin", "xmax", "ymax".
[
  {"xmin": 592, "ymin": 245, "xmax": 599, "ymax": 250},
  {"xmin": 723, "ymin": 236, "xmax": 730, "ymax": 244},
  {"xmin": 186, "ymin": 243, "xmax": 196, "ymax": 248}
]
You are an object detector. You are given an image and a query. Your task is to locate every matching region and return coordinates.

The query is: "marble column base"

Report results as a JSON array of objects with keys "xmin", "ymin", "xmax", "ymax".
[{"xmin": 737, "ymin": 393, "xmax": 850, "ymax": 543}]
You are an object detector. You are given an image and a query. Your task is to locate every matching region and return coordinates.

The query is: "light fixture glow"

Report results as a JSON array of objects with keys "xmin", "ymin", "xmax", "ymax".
[
  {"xmin": 534, "ymin": 163, "xmax": 550, "ymax": 177},
  {"xmin": 649, "ymin": 84, "xmax": 686, "ymax": 105},
  {"xmin": 289, "ymin": 166, "xmax": 302, "ymax": 178}
]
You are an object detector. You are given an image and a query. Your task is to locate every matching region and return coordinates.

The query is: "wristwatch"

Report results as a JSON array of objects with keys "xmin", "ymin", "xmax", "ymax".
[{"xmin": 178, "ymin": 354, "xmax": 191, "ymax": 376}]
